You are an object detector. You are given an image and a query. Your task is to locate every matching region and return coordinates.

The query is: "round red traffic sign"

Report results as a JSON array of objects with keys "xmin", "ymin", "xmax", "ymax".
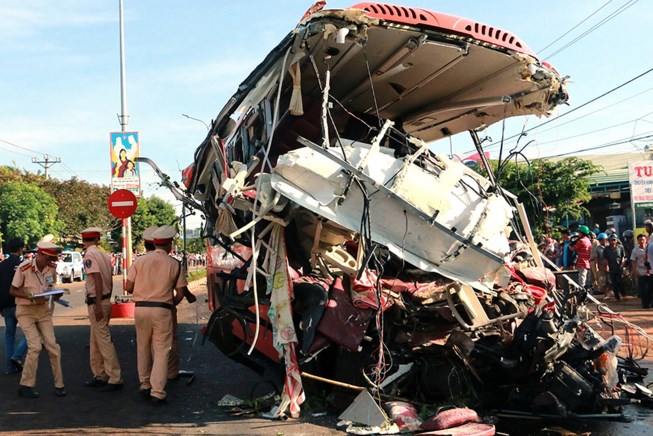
[{"xmin": 107, "ymin": 189, "xmax": 138, "ymax": 219}]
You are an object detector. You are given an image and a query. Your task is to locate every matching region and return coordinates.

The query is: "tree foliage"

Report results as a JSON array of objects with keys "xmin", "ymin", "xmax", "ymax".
[
  {"xmin": 111, "ymin": 196, "xmax": 178, "ymax": 250},
  {"xmin": 0, "ymin": 166, "xmax": 180, "ymax": 252},
  {"xmin": 0, "ymin": 180, "xmax": 61, "ymax": 246},
  {"xmin": 1, "ymin": 166, "xmax": 113, "ymax": 239},
  {"xmin": 186, "ymin": 236, "xmax": 207, "ymax": 254},
  {"xmin": 41, "ymin": 178, "xmax": 113, "ymax": 238},
  {"xmin": 479, "ymin": 157, "xmax": 602, "ymax": 235}
]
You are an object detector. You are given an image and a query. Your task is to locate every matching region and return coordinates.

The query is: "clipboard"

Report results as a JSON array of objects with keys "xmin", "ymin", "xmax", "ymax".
[
  {"xmin": 33, "ymin": 289, "xmax": 69, "ymax": 298},
  {"xmin": 33, "ymin": 289, "xmax": 70, "ymax": 309}
]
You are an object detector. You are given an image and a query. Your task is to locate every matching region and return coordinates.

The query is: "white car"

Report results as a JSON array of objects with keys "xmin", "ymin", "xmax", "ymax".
[{"xmin": 56, "ymin": 251, "xmax": 84, "ymax": 283}]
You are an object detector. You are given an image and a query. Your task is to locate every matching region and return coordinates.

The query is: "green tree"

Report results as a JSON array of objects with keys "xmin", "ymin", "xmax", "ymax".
[
  {"xmin": 41, "ymin": 178, "xmax": 113, "ymax": 238},
  {"xmin": 485, "ymin": 157, "xmax": 602, "ymax": 235},
  {"xmin": 0, "ymin": 165, "xmax": 44, "ymax": 186},
  {"xmin": 111, "ymin": 195, "xmax": 178, "ymax": 250},
  {"xmin": 186, "ymin": 236, "xmax": 207, "ymax": 254},
  {"xmin": 1, "ymin": 166, "xmax": 114, "ymax": 241},
  {"xmin": 0, "ymin": 181, "xmax": 61, "ymax": 246}
]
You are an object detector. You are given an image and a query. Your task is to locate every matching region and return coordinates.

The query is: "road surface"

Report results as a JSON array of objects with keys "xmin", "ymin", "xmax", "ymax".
[
  {"xmin": 1, "ymin": 276, "xmax": 653, "ymax": 434},
  {"xmin": 0, "ymin": 276, "xmax": 341, "ymax": 435}
]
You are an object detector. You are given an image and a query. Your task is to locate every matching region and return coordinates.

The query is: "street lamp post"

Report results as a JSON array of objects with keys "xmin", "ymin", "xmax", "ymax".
[
  {"xmin": 182, "ymin": 114, "xmax": 210, "ymax": 131},
  {"xmin": 180, "ymin": 114, "xmax": 207, "ymax": 272}
]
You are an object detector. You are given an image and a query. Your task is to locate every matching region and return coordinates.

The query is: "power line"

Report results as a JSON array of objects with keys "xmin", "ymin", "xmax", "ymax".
[
  {"xmin": 0, "ymin": 137, "xmax": 79, "ymax": 178},
  {"xmin": 528, "ymin": 87, "xmax": 653, "ymax": 137},
  {"xmin": 59, "ymin": 161, "xmax": 79, "ymax": 178},
  {"xmin": 479, "ymin": 89, "xmax": 653, "ymax": 154},
  {"xmin": 479, "ymin": 66, "xmax": 653, "ymax": 152},
  {"xmin": 0, "ymin": 137, "xmax": 43, "ymax": 155},
  {"xmin": 537, "ymin": 0, "xmax": 614, "ymax": 56},
  {"xmin": 0, "ymin": 145, "xmax": 34, "ymax": 158},
  {"xmin": 517, "ymin": 109, "xmax": 653, "ymax": 147},
  {"xmin": 541, "ymin": 132, "xmax": 653, "ymax": 158},
  {"xmin": 543, "ymin": 0, "xmax": 639, "ymax": 60}
]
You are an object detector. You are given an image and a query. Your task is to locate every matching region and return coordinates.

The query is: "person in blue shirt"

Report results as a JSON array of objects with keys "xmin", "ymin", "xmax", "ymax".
[
  {"xmin": 561, "ymin": 230, "xmax": 578, "ymax": 269},
  {"xmin": 558, "ymin": 229, "xmax": 571, "ymax": 268}
]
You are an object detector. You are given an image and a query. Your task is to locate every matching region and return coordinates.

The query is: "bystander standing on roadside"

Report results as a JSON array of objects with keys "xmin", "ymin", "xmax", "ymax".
[
  {"xmin": 9, "ymin": 239, "xmax": 66, "ymax": 398},
  {"xmin": 542, "ymin": 236, "xmax": 560, "ymax": 269},
  {"xmin": 631, "ymin": 233, "xmax": 650, "ymax": 308},
  {"xmin": 622, "ymin": 230, "xmax": 636, "ymax": 293},
  {"xmin": 604, "ymin": 234, "xmax": 626, "ymax": 301},
  {"xmin": 558, "ymin": 229, "xmax": 573, "ymax": 269},
  {"xmin": 592, "ymin": 233, "xmax": 610, "ymax": 295},
  {"xmin": 645, "ymin": 220, "xmax": 653, "ymax": 308},
  {"xmin": 0, "ymin": 237, "xmax": 28, "ymax": 375},
  {"xmin": 622, "ymin": 230, "xmax": 635, "ymax": 266},
  {"xmin": 570, "ymin": 225, "xmax": 592, "ymax": 289},
  {"xmin": 588, "ymin": 232, "xmax": 597, "ymax": 290}
]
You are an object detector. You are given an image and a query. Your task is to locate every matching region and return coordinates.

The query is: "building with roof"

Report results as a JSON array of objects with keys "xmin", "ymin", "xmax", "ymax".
[{"xmin": 561, "ymin": 151, "xmax": 652, "ymax": 235}]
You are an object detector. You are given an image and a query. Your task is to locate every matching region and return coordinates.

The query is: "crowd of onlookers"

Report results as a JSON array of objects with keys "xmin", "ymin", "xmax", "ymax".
[
  {"xmin": 539, "ymin": 222, "xmax": 653, "ymax": 308},
  {"xmin": 109, "ymin": 252, "xmax": 206, "ymax": 276},
  {"xmin": 0, "ymin": 252, "xmax": 36, "ymax": 262}
]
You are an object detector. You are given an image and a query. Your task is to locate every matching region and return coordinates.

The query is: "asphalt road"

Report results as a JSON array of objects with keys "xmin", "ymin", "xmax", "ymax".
[
  {"xmin": 0, "ymin": 276, "xmax": 341, "ymax": 435},
  {"xmin": 2, "ymin": 276, "xmax": 653, "ymax": 435}
]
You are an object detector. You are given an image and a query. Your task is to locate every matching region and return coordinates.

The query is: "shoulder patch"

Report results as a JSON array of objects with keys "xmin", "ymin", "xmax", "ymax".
[
  {"xmin": 20, "ymin": 263, "xmax": 31, "ymax": 271},
  {"xmin": 84, "ymin": 259, "xmax": 93, "ymax": 268}
]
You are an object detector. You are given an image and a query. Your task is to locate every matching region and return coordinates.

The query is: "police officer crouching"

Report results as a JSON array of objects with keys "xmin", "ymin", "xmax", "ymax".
[
  {"xmin": 9, "ymin": 239, "xmax": 66, "ymax": 398},
  {"xmin": 125, "ymin": 225, "xmax": 189, "ymax": 405},
  {"xmin": 81, "ymin": 227, "xmax": 123, "ymax": 391}
]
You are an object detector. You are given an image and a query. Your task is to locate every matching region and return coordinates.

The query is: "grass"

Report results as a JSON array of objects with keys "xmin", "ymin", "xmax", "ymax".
[{"xmin": 188, "ymin": 268, "xmax": 207, "ymax": 282}]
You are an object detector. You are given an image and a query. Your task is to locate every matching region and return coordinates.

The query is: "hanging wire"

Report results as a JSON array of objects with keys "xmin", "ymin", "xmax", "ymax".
[
  {"xmin": 544, "ymin": 0, "xmax": 640, "ymax": 60},
  {"xmin": 479, "ymin": 66, "xmax": 653, "ymax": 154},
  {"xmin": 537, "ymin": 0, "xmax": 615, "ymax": 55}
]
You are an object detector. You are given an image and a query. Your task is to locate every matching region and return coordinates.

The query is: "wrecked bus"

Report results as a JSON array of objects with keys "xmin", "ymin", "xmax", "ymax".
[{"xmin": 169, "ymin": 1, "xmax": 646, "ymax": 428}]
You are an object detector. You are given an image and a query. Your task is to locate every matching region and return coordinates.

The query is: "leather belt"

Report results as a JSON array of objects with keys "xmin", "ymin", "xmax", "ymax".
[
  {"xmin": 85, "ymin": 293, "xmax": 112, "ymax": 305},
  {"xmin": 135, "ymin": 301, "xmax": 173, "ymax": 310}
]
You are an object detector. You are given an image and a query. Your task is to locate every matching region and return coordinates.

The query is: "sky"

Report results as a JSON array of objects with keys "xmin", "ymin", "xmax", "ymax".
[{"xmin": 1, "ymin": 0, "xmax": 652, "ymax": 229}]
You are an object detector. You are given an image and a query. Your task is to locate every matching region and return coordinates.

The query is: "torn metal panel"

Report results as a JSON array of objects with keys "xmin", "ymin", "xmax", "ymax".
[{"xmin": 271, "ymin": 140, "xmax": 511, "ymax": 285}]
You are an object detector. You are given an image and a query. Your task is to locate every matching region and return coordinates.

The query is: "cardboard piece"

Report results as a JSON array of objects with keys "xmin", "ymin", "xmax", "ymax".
[{"xmin": 338, "ymin": 390, "xmax": 388, "ymax": 427}]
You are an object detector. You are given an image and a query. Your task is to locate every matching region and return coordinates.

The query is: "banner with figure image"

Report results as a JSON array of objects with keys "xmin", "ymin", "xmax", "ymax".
[{"xmin": 110, "ymin": 131, "xmax": 141, "ymax": 196}]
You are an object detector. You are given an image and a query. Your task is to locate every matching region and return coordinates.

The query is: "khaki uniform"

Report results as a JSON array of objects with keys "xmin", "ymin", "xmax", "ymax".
[
  {"xmin": 135, "ymin": 250, "xmax": 182, "ymax": 379},
  {"xmin": 12, "ymin": 259, "xmax": 64, "ymax": 389},
  {"xmin": 128, "ymin": 249, "xmax": 187, "ymax": 400},
  {"xmin": 84, "ymin": 245, "xmax": 122, "ymax": 384},
  {"xmin": 168, "ymin": 307, "xmax": 180, "ymax": 379}
]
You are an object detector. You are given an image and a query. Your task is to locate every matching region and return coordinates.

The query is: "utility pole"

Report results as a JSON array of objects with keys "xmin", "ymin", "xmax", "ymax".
[
  {"xmin": 32, "ymin": 154, "xmax": 61, "ymax": 179},
  {"xmin": 118, "ymin": 0, "xmax": 132, "ymax": 293}
]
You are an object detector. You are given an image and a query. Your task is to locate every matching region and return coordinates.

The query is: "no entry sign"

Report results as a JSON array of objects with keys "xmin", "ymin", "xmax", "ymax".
[{"xmin": 108, "ymin": 189, "xmax": 138, "ymax": 219}]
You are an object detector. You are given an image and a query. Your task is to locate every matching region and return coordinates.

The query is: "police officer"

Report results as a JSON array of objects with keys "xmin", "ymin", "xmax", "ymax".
[
  {"xmin": 126, "ymin": 225, "xmax": 188, "ymax": 405},
  {"xmin": 10, "ymin": 239, "xmax": 66, "ymax": 398},
  {"xmin": 142, "ymin": 226, "xmax": 158, "ymax": 250},
  {"xmin": 81, "ymin": 227, "xmax": 123, "ymax": 391},
  {"xmin": 137, "ymin": 226, "xmax": 196, "ymax": 380}
]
